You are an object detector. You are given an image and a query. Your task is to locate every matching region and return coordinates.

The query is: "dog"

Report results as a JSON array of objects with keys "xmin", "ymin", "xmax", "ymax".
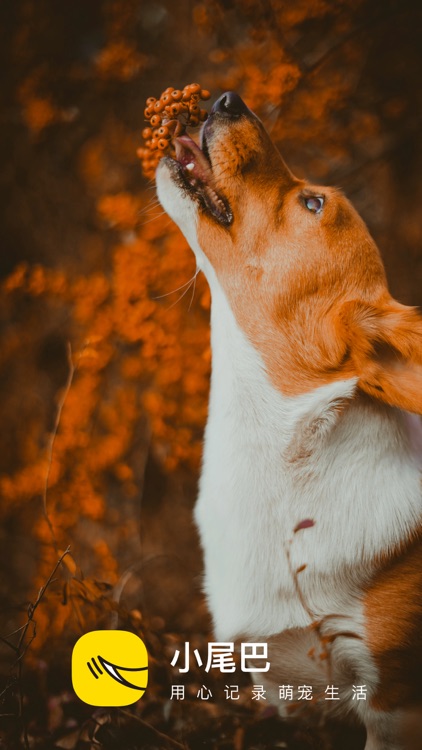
[{"xmin": 156, "ymin": 91, "xmax": 422, "ymax": 749}]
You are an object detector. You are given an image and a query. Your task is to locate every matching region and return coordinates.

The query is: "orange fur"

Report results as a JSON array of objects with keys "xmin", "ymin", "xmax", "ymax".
[
  {"xmin": 197, "ymin": 114, "xmax": 422, "ymax": 413},
  {"xmin": 194, "ymin": 108, "xmax": 422, "ymax": 717},
  {"xmin": 364, "ymin": 535, "xmax": 422, "ymax": 710},
  {"xmin": 159, "ymin": 96, "xmax": 422, "ymax": 734}
]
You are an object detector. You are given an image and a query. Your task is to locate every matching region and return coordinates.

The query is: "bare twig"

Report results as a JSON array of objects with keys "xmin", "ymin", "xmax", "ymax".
[
  {"xmin": 15, "ymin": 548, "xmax": 71, "ymax": 659},
  {"xmin": 42, "ymin": 342, "xmax": 76, "ymax": 551},
  {"xmin": 284, "ymin": 530, "xmax": 335, "ymax": 691},
  {"xmin": 0, "ymin": 547, "xmax": 72, "ymax": 748},
  {"xmin": 0, "ymin": 635, "xmax": 19, "ymax": 653},
  {"xmin": 285, "ymin": 526, "xmax": 363, "ymax": 713}
]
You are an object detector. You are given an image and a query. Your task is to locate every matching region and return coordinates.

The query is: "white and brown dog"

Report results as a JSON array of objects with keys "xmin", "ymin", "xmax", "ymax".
[{"xmin": 156, "ymin": 91, "xmax": 422, "ymax": 749}]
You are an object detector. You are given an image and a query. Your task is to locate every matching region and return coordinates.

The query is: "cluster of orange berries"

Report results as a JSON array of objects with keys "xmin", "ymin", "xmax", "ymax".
[{"xmin": 137, "ymin": 83, "xmax": 211, "ymax": 179}]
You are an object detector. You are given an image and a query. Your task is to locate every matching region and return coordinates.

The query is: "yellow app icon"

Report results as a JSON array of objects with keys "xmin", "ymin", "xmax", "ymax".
[{"xmin": 72, "ymin": 630, "xmax": 148, "ymax": 706}]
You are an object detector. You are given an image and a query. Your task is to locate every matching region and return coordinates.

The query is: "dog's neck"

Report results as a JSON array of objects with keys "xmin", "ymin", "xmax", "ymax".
[{"xmin": 195, "ymin": 267, "xmax": 422, "ymax": 640}]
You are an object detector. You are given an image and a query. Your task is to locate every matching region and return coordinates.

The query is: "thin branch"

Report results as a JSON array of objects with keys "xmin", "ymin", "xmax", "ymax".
[
  {"xmin": 41, "ymin": 342, "xmax": 75, "ymax": 551},
  {"xmin": 0, "ymin": 547, "xmax": 71, "ymax": 748},
  {"xmin": 16, "ymin": 548, "xmax": 71, "ymax": 656},
  {"xmin": 0, "ymin": 635, "xmax": 19, "ymax": 653},
  {"xmin": 42, "ymin": 341, "xmax": 89, "ymax": 553},
  {"xmin": 284, "ymin": 535, "xmax": 334, "ymax": 687}
]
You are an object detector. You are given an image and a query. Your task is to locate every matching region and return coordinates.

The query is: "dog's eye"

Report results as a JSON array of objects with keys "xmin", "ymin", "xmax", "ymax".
[{"xmin": 304, "ymin": 196, "xmax": 324, "ymax": 214}]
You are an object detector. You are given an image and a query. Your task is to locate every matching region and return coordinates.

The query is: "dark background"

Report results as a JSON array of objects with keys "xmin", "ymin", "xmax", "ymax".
[{"xmin": 0, "ymin": 1, "xmax": 421, "ymax": 747}]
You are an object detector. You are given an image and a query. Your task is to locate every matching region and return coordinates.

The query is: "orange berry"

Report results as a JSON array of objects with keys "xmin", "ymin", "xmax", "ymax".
[{"xmin": 141, "ymin": 84, "xmax": 212, "ymax": 176}]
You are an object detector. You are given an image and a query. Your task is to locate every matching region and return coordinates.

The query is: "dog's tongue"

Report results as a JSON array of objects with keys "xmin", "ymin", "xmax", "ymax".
[
  {"xmin": 174, "ymin": 134, "xmax": 212, "ymax": 182},
  {"xmin": 173, "ymin": 133, "xmax": 232, "ymax": 226}
]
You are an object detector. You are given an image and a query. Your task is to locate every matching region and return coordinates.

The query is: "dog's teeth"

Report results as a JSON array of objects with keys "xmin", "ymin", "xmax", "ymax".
[{"xmin": 186, "ymin": 162, "xmax": 195, "ymax": 171}]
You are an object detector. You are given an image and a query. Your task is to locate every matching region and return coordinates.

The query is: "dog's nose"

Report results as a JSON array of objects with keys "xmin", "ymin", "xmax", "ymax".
[{"xmin": 211, "ymin": 91, "xmax": 249, "ymax": 117}]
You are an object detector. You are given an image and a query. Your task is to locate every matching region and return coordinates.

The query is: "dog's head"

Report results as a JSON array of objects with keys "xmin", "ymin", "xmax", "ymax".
[{"xmin": 157, "ymin": 91, "xmax": 422, "ymax": 415}]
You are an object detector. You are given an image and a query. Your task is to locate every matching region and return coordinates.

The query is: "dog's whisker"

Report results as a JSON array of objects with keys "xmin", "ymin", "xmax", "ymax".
[
  {"xmin": 164, "ymin": 272, "xmax": 198, "ymax": 311},
  {"xmin": 188, "ymin": 267, "xmax": 199, "ymax": 311},
  {"xmin": 141, "ymin": 209, "xmax": 168, "ymax": 224},
  {"xmin": 153, "ymin": 86, "xmax": 422, "ymax": 745},
  {"xmin": 138, "ymin": 200, "xmax": 162, "ymax": 217},
  {"xmin": 142, "ymin": 194, "xmax": 162, "ymax": 208},
  {"xmin": 152, "ymin": 271, "xmax": 199, "ymax": 300},
  {"xmin": 212, "ymin": 156, "xmax": 237, "ymax": 178}
]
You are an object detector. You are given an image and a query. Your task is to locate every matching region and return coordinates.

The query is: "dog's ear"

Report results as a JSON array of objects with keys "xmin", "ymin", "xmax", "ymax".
[{"xmin": 342, "ymin": 298, "xmax": 422, "ymax": 415}]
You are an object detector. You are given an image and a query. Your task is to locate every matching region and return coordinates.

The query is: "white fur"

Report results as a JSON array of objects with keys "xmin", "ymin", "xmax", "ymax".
[
  {"xmin": 196, "ymin": 274, "xmax": 421, "ymax": 636},
  {"xmin": 157, "ymin": 161, "xmax": 422, "ymax": 747}
]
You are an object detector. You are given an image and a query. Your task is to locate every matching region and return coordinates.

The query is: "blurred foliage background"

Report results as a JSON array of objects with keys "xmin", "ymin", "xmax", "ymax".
[{"xmin": 0, "ymin": 0, "xmax": 421, "ymax": 747}]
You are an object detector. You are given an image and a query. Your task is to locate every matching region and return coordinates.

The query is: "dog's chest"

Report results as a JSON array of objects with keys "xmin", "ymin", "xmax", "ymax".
[{"xmin": 194, "ymin": 280, "xmax": 422, "ymax": 643}]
